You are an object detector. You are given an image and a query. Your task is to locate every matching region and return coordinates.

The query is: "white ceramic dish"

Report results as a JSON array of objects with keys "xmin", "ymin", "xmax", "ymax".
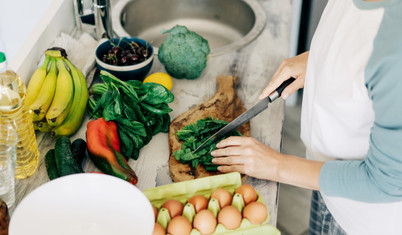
[{"xmin": 9, "ymin": 173, "xmax": 154, "ymax": 235}]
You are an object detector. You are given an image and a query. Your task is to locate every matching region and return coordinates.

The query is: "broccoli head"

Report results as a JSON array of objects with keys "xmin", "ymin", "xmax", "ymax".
[{"xmin": 158, "ymin": 25, "xmax": 210, "ymax": 80}]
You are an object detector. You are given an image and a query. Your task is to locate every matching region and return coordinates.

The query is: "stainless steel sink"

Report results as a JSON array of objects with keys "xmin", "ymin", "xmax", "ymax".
[{"xmin": 112, "ymin": 0, "xmax": 266, "ymax": 56}]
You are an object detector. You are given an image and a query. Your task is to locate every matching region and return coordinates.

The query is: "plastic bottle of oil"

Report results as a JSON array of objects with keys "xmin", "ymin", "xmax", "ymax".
[{"xmin": 0, "ymin": 52, "xmax": 39, "ymax": 179}]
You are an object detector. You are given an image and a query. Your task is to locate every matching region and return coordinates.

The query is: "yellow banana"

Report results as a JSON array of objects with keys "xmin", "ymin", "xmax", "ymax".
[
  {"xmin": 25, "ymin": 55, "xmax": 50, "ymax": 106},
  {"xmin": 33, "ymin": 122, "xmax": 40, "ymax": 131},
  {"xmin": 46, "ymin": 58, "xmax": 74, "ymax": 126},
  {"xmin": 29, "ymin": 58, "xmax": 57, "ymax": 122},
  {"xmin": 52, "ymin": 59, "xmax": 88, "ymax": 136},
  {"xmin": 45, "ymin": 47, "xmax": 67, "ymax": 58},
  {"xmin": 33, "ymin": 120, "xmax": 53, "ymax": 133}
]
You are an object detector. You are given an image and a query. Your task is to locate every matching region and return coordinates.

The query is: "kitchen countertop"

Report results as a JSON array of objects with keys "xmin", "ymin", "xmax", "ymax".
[{"xmin": 11, "ymin": 0, "xmax": 293, "ymax": 228}]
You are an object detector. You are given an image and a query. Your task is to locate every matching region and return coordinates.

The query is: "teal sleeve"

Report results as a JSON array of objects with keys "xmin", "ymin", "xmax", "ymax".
[
  {"xmin": 320, "ymin": 87, "xmax": 402, "ymax": 203},
  {"xmin": 319, "ymin": 8, "xmax": 402, "ymax": 202},
  {"xmin": 319, "ymin": 88, "xmax": 402, "ymax": 203}
]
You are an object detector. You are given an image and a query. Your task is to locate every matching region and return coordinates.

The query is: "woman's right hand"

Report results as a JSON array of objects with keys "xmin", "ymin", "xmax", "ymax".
[{"xmin": 259, "ymin": 51, "xmax": 309, "ymax": 100}]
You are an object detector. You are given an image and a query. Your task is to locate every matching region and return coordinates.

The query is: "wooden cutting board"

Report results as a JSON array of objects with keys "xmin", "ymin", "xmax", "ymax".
[{"xmin": 169, "ymin": 75, "xmax": 251, "ymax": 182}]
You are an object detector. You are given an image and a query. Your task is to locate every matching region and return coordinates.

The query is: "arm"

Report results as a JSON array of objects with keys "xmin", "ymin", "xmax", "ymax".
[
  {"xmin": 212, "ymin": 49, "xmax": 402, "ymax": 202},
  {"xmin": 212, "ymin": 51, "xmax": 319, "ymax": 189},
  {"xmin": 213, "ymin": 84, "xmax": 402, "ymax": 203},
  {"xmin": 319, "ymin": 44, "xmax": 402, "ymax": 202},
  {"xmin": 211, "ymin": 136, "xmax": 324, "ymax": 190}
]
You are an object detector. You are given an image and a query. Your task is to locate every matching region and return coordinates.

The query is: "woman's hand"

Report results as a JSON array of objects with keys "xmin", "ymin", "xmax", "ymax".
[
  {"xmin": 259, "ymin": 51, "xmax": 309, "ymax": 100},
  {"xmin": 211, "ymin": 135, "xmax": 323, "ymax": 190},
  {"xmin": 211, "ymin": 136, "xmax": 281, "ymax": 181}
]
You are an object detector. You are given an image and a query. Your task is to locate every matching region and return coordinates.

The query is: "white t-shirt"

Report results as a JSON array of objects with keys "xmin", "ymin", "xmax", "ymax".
[{"xmin": 301, "ymin": 0, "xmax": 402, "ymax": 234}]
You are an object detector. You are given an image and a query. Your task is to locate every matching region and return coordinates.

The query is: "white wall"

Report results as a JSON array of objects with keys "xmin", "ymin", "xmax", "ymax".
[
  {"xmin": 0, "ymin": 0, "xmax": 75, "ymax": 82},
  {"xmin": 0, "ymin": 0, "xmax": 53, "ymax": 62}
]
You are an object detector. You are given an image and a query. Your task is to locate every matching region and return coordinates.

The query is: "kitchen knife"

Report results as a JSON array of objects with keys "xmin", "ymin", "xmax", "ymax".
[{"xmin": 193, "ymin": 77, "xmax": 295, "ymax": 153}]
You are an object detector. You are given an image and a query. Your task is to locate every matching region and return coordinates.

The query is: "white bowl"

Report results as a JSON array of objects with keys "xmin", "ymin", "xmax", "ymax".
[{"xmin": 9, "ymin": 173, "xmax": 154, "ymax": 235}]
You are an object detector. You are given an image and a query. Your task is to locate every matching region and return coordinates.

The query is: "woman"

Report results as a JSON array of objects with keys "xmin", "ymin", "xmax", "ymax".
[{"xmin": 211, "ymin": 0, "xmax": 402, "ymax": 234}]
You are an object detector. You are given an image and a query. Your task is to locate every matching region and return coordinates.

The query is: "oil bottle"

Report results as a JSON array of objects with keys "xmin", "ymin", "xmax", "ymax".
[{"xmin": 0, "ymin": 52, "xmax": 39, "ymax": 179}]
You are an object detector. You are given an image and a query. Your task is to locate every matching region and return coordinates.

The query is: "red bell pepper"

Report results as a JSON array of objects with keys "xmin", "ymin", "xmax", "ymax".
[{"xmin": 86, "ymin": 117, "xmax": 138, "ymax": 185}]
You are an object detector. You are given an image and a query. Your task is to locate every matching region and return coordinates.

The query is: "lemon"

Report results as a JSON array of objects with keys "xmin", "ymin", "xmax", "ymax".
[{"xmin": 143, "ymin": 72, "xmax": 173, "ymax": 90}]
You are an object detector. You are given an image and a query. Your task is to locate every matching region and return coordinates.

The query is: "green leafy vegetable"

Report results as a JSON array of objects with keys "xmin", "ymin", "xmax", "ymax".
[
  {"xmin": 158, "ymin": 25, "xmax": 210, "ymax": 80},
  {"xmin": 174, "ymin": 116, "xmax": 241, "ymax": 171},
  {"xmin": 88, "ymin": 70, "xmax": 174, "ymax": 160},
  {"xmin": 141, "ymin": 82, "xmax": 174, "ymax": 104}
]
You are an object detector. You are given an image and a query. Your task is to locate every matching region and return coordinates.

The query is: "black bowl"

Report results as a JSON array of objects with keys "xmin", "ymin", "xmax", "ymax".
[{"xmin": 95, "ymin": 37, "xmax": 154, "ymax": 81}]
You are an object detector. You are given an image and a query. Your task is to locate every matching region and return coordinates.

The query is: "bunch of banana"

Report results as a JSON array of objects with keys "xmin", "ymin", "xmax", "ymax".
[{"xmin": 27, "ymin": 48, "xmax": 88, "ymax": 137}]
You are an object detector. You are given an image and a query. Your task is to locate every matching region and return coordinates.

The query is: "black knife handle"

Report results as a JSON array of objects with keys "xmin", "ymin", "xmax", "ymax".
[
  {"xmin": 269, "ymin": 77, "xmax": 296, "ymax": 102},
  {"xmin": 276, "ymin": 77, "xmax": 295, "ymax": 95}
]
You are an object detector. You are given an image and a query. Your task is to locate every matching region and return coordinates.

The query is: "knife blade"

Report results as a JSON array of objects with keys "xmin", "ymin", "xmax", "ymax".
[{"xmin": 193, "ymin": 77, "xmax": 295, "ymax": 153}]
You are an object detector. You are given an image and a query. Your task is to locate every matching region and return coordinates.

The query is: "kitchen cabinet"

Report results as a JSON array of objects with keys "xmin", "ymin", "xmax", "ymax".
[{"xmin": 10, "ymin": 0, "xmax": 293, "ymax": 228}]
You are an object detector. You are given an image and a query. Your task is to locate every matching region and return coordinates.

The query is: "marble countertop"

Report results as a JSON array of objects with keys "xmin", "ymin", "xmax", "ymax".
[{"xmin": 12, "ymin": 0, "xmax": 293, "ymax": 228}]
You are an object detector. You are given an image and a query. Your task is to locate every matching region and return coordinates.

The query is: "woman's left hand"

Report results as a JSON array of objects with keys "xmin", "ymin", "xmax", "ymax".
[
  {"xmin": 211, "ymin": 136, "xmax": 323, "ymax": 190},
  {"xmin": 211, "ymin": 136, "xmax": 281, "ymax": 181}
]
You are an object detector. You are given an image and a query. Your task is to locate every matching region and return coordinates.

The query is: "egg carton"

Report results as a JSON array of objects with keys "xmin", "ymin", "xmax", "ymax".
[{"xmin": 144, "ymin": 172, "xmax": 281, "ymax": 235}]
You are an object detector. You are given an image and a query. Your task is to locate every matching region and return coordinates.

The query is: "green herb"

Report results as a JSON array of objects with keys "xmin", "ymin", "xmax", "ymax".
[
  {"xmin": 174, "ymin": 116, "xmax": 241, "ymax": 171},
  {"xmin": 88, "ymin": 70, "xmax": 174, "ymax": 160}
]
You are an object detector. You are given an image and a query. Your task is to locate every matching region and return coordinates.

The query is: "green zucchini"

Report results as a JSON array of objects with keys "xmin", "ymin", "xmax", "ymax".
[
  {"xmin": 54, "ymin": 136, "xmax": 84, "ymax": 176},
  {"xmin": 71, "ymin": 138, "xmax": 87, "ymax": 171},
  {"xmin": 44, "ymin": 149, "xmax": 59, "ymax": 180}
]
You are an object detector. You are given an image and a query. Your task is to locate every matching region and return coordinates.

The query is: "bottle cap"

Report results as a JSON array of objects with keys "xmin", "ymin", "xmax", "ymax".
[
  {"xmin": 0, "ymin": 52, "xmax": 6, "ymax": 63},
  {"xmin": 0, "ymin": 52, "xmax": 7, "ymax": 71}
]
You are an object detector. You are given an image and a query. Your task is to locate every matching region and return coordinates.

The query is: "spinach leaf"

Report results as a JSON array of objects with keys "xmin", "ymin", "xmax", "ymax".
[
  {"xmin": 174, "ymin": 149, "xmax": 184, "ymax": 161},
  {"xmin": 122, "ymin": 105, "xmax": 137, "ymax": 121},
  {"xmin": 141, "ymin": 82, "xmax": 174, "ymax": 105},
  {"xmin": 118, "ymin": 126, "xmax": 145, "ymax": 150},
  {"xmin": 88, "ymin": 98, "xmax": 102, "ymax": 119},
  {"xmin": 126, "ymin": 79, "xmax": 143, "ymax": 89},
  {"xmin": 103, "ymin": 88, "xmax": 123, "ymax": 121},
  {"xmin": 139, "ymin": 102, "xmax": 173, "ymax": 115},
  {"xmin": 131, "ymin": 149, "xmax": 140, "ymax": 160},
  {"xmin": 150, "ymin": 115, "xmax": 164, "ymax": 135},
  {"xmin": 132, "ymin": 102, "xmax": 147, "ymax": 123},
  {"xmin": 173, "ymin": 116, "xmax": 242, "ymax": 171},
  {"xmin": 176, "ymin": 129, "xmax": 194, "ymax": 139},
  {"xmin": 118, "ymin": 83, "xmax": 139, "ymax": 101},
  {"xmin": 161, "ymin": 114, "xmax": 170, "ymax": 133},
  {"xmin": 91, "ymin": 89, "xmax": 113, "ymax": 117},
  {"xmin": 205, "ymin": 165, "xmax": 218, "ymax": 171},
  {"xmin": 88, "ymin": 70, "xmax": 174, "ymax": 161},
  {"xmin": 192, "ymin": 159, "xmax": 199, "ymax": 169},
  {"xmin": 115, "ymin": 118, "xmax": 147, "ymax": 137},
  {"xmin": 118, "ymin": 129, "xmax": 134, "ymax": 159}
]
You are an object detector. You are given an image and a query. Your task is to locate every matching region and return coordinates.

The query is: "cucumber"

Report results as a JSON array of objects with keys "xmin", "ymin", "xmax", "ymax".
[
  {"xmin": 71, "ymin": 138, "xmax": 87, "ymax": 171},
  {"xmin": 44, "ymin": 149, "xmax": 59, "ymax": 180},
  {"xmin": 54, "ymin": 136, "xmax": 84, "ymax": 176}
]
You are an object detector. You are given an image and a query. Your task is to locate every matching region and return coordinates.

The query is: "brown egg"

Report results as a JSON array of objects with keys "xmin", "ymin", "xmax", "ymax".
[
  {"xmin": 235, "ymin": 184, "xmax": 258, "ymax": 205},
  {"xmin": 152, "ymin": 205, "xmax": 158, "ymax": 222},
  {"xmin": 210, "ymin": 188, "xmax": 232, "ymax": 209},
  {"xmin": 188, "ymin": 195, "xmax": 209, "ymax": 213},
  {"xmin": 242, "ymin": 201, "xmax": 268, "ymax": 224},
  {"xmin": 193, "ymin": 209, "xmax": 217, "ymax": 235},
  {"xmin": 152, "ymin": 222, "xmax": 166, "ymax": 235},
  {"xmin": 217, "ymin": 205, "xmax": 242, "ymax": 230},
  {"xmin": 162, "ymin": 199, "xmax": 184, "ymax": 218},
  {"xmin": 167, "ymin": 216, "xmax": 192, "ymax": 235}
]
